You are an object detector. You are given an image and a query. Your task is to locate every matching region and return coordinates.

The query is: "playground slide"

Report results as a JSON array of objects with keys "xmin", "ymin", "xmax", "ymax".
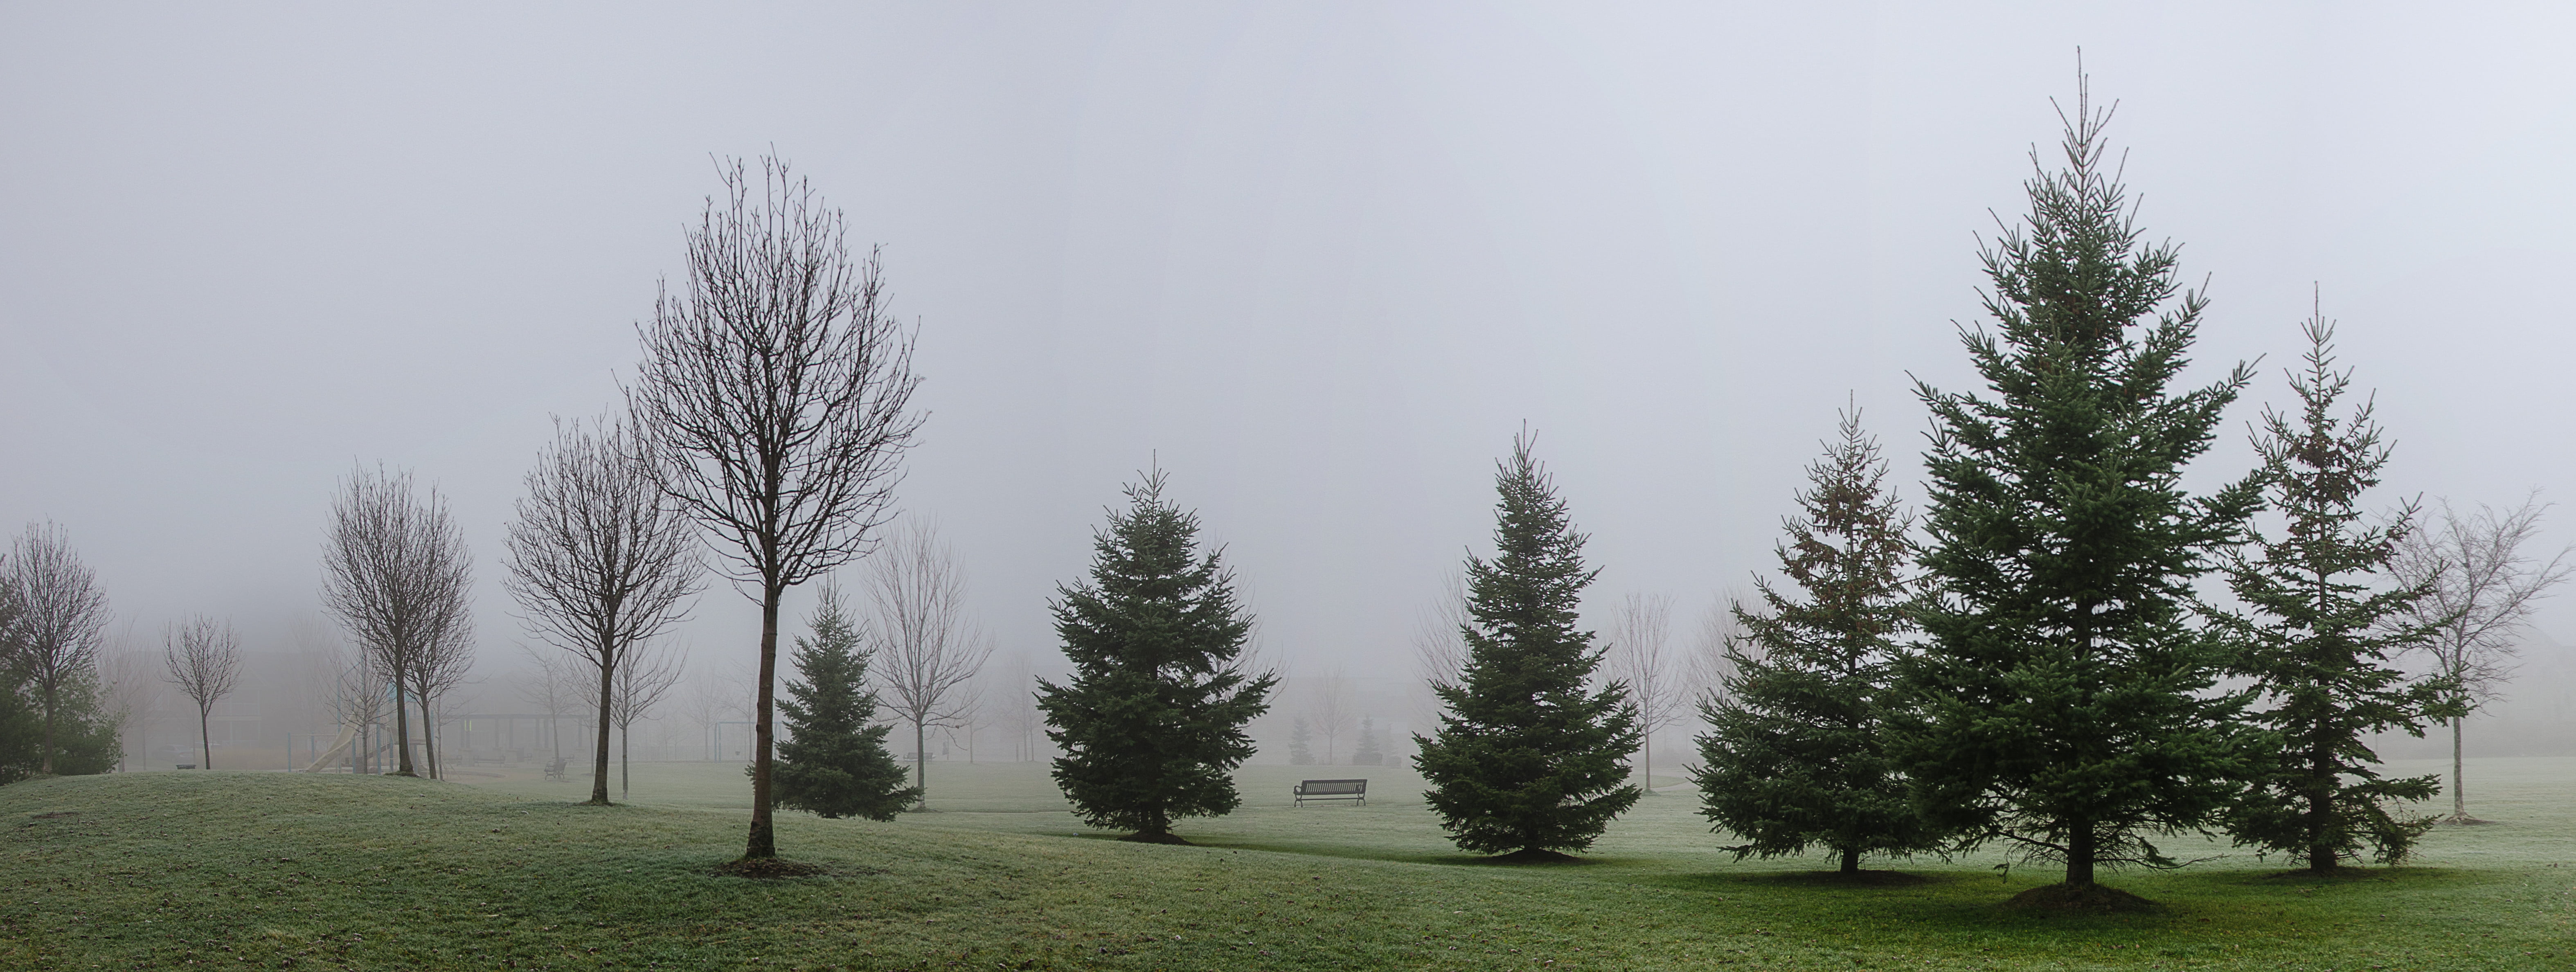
[{"xmin": 300, "ymin": 725, "xmax": 358, "ymax": 772}]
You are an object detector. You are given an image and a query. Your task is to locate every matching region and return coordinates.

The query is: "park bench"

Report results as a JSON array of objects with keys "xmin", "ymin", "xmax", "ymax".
[
  {"xmin": 543, "ymin": 756, "xmax": 568, "ymax": 782},
  {"xmin": 1293, "ymin": 778, "xmax": 1367, "ymax": 807}
]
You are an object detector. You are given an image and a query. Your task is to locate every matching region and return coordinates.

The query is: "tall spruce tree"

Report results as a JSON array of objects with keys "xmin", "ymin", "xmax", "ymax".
[
  {"xmin": 1415, "ymin": 433, "xmax": 1641, "ymax": 860},
  {"xmin": 2222, "ymin": 308, "xmax": 2452, "ymax": 871},
  {"xmin": 1696, "ymin": 408, "xmax": 1939, "ymax": 875},
  {"xmin": 772, "ymin": 587, "xmax": 918, "ymax": 821},
  {"xmin": 1906, "ymin": 85, "xmax": 2264, "ymax": 898},
  {"xmin": 1038, "ymin": 469, "xmax": 1277, "ymax": 844}
]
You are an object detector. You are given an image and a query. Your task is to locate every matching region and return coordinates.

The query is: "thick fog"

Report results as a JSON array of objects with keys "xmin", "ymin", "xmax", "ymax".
[{"xmin": 6, "ymin": 5, "xmax": 2575, "ymax": 763}]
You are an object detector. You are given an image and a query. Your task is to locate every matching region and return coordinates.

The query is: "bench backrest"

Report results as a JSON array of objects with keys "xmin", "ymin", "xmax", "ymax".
[{"xmin": 1297, "ymin": 778, "xmax": 1367, "ymax": 796}]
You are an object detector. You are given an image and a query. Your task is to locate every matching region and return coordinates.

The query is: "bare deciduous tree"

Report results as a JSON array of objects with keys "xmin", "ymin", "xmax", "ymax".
[
  {"xmin": 681, "ymin": 673, "xmax": 744, "ymax": 761},
  {"xmin": 7, "ymin": 522, "xmax": 112, "ymax": 776},
  {"xmin": 412, "ymin": 622, "xmax": 475, "ymax": 780},
  {"xmin": 993, "ymin": 654, "xmax": 1045, "ymax": 762},
  {"xmin": 611, "ymin": 641, "xmax": 685, "ymax": 800},
  {"xmin": 1411, "ymin": 570, "xmax": 1472, "ymax": 728},
  {"xmin": 1683, "ymin": 596, "xmax": 1741, "ymax": 706},
  {"xmin": 627, "ymin": 153, "xmax": 923, "ymax": 862},
  {"xmin": 2391, "ymin": 494, "xmax": 2573, "ymax": 823},
  {"xmin": 514, "ymin": 646, "xmax": 586, "ymax": 766},
  {"xmin": 161, "ymin": 616, "xmax": 242, "ymax": 771},
  {"xmin": 1307, "ymin": 670, "xmax": 1356, "ymax": 765},
  {"xmin": 1605, "ymin": 592, "xmax": 1684, "ymax": 792},
  {"xmin": 327, "ymin": 642, "xmax": 392, "ymax": 774},
  {"xmin": 95, "ymin": 623, "xmax": 162, "ymax": 774},
  {"xmin": 867, "ymin": 524, "xmax": 993, "ymax": 810},
  {"xmin": 504, "ymin": 415, "xmax": 703, "ymax": 804},
  {"xmin": 320, "ymin": 465, "xmax": 474, "ymax": 778}
]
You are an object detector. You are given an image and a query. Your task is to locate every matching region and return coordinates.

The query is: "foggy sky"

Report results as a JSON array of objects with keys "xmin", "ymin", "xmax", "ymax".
[{"xmin": 6, "ymin": 5, "xmax": 2574, "ymax": 703}]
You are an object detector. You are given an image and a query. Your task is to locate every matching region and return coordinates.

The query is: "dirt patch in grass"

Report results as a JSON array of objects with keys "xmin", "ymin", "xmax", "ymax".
[
  {"xmin": 2002, "ymin": 882, "xmax": 2160, "ymax": 914},
  {"xmin": 714, "ymin": 857, "xmax": 831, "ymax": 879}
]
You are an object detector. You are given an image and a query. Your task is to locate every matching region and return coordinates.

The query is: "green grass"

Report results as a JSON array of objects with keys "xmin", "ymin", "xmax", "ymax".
[{"xmin": 5, "ymin": 758, "xmax": 2573, "ymax": 970}]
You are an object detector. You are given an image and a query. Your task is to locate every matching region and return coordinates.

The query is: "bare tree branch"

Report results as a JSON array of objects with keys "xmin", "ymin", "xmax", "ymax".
[
  {"xmin": 320, "ymin": 464, "xmax": 473, "ymax": 778},
  {"xmin": 625, "ymin": 153, "xmax": 924, "ymax": 861},
  {"xmin": 2390, "ymin": 492, "xmax": 2574, "ymax": 821},
  {"xmin": 1604, "ymin": 592, "xmax": 1683, "ymax": 789},
  {"xmin": 611, "ymin": 640, "xmax": 686, "ymax": 800},
  {"xmin": 504, "ymin": 413, "xmax": 702, "ymax": 803},
  {"xmin": 7, "ymin": 522, "xmax": 113, "ymax": 776},
  {"xmin": 1306, "ymin": 670, "xmax": 1357, "ymax": 765},
  {"xmin": 161, "ymin": 616, "xmax": 241, "ymax": 772},
  {"xmin": 866, "ymin": 524, "xmax": 993, "ymax": 810},
  {"xmin": 1411, "ymin": 570, "xmax": 1471, "ymax": 727}
]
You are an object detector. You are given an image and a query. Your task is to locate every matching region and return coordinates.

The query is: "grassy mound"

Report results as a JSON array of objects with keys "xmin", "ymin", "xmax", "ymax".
[
  {"xmin": 2002, "ymin": 882, "xmax": 2160, "ymax": 914},
  {"xmin": 2, "ymin": 768, "xmax": 2568, "ymax": 970}
]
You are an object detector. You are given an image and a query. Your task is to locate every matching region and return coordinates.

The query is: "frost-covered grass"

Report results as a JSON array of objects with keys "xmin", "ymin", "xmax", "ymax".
[{"xmin": 3, "ymin": 758, "xmax": 2570, "ymax": 970}]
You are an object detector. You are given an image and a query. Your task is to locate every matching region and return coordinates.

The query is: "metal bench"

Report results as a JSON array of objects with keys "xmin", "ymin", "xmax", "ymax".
[
  {"xmin": 543, "ymin": 756, "xmax": 568, "ymax": 782},
  {"xmin": 1293, "ymin": 778, "xmax": 1367, "ymax": 807}
]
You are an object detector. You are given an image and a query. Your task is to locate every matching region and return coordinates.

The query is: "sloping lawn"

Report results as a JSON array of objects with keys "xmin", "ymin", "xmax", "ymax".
[{"xmin": 2, "ymin": 760, "xmax": 2569, "ymax": 970}]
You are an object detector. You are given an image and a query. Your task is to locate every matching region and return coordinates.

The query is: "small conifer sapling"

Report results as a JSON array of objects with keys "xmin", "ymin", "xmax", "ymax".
[{"xmin": 772, "ymin": 587, "xmax": 919, "ymax": 821}]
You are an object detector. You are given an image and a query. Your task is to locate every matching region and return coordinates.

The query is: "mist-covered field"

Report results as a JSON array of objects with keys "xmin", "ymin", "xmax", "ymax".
[{"xmin": 6, "ymin": 758, "xmax": 2569, "ymax": 970}]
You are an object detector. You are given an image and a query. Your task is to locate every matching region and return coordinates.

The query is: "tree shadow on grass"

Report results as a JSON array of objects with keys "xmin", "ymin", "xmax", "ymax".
[{"xmin": 1654, "ymin": 869, "xmax": 1961, "ymax": 893}]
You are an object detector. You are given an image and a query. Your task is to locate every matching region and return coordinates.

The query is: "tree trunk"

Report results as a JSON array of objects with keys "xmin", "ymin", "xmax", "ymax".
[
  {"xmin": 1641, "ymin": 732, "xmax": 1652, "ymax": 795},
  {"xmin": 743, "ymin": 582, "xmax": 781, "ymax": 860},
  {"xmin": 2065, "ymin": 823, "xmax": 2096, "ymax": 888},
  {"xmin": 1840, "ymin": 846, "xmax": 1861, "ymax": 875},
  {"xmin": 41, "ymin": 683, "xmax": 59, "ymax": 775},
  {"xmin": 914, "ymin": 719, "xmax": 929, "ymax": 810},
  {"xmin": 421, "ymin": 693, "xmax": 440, "ymax": 780},
  {"xmin": 199, "ymin": 705, "xmax": 213, "ymax": 770},
  {"xmin": 621, "ymin": 724, "xmax": 630, "ymax": 800},
  {"xmin": 591, "ymin": 652, "xmax": 615, "ymax": 806},
  {"xmin": 391, "ymin": 673, "xmax": 417, "ymax": 776},
  {"xmin": 2308, "ymin": 742, "xmax": 2335, "ymax": 871},
  {"xmin": 2450, "ymin": 716, "xmax": 2467, "ymax": 822}
]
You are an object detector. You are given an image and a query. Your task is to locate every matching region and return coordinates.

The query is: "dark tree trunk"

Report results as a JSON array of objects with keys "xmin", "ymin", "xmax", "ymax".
[
  {"xmin": 743, "ymin": 582, "xmax": 781, "ymax": 860},
  {"xmin": 391, "ymin": 671, "xmax": 417, "ymax": 776},
  {"xmin": 2308, "ymin": 743, "xmax": 2336, "ymax": 871},
  {"xmin": 2450, "ymin": 716, "xmax": 2466, "ymax": 821},
  {"xmin": 1840, "ymin": 847, "xmax": 1861, "ymax": 875},
  {"xmin": 421, "ymin": 692, "xmax": 440, "ymax": 779},
  {"xmin": 621, "ymin": 724, "xmax": 630, "ymax": 800},
  {"xmin": 2066, "ymin": 823, "xmax": 2096, "ymax": 888},
  {"xmin": 199, "ymin": 704, "xmax": 213, "ymax": 771},
  {"xmin": 591, "ymin": 650, "xmax": 615, "ymax": 805},
  {"xmin": 914, "ymin": 719, "xmax": 928, "ymax": 810},
  {"xmin": 41, "ymin": 684, "xmax": 59, "ymax": 775}
]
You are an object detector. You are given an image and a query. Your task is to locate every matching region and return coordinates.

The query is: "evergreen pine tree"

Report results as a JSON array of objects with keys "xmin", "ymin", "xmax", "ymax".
[
  {"xmin": 1352, "ymin": 716, "xmax": 1384, "ymax": 766},
  {"xmin": 1038, "ymin": 470, "xmax": 1278, "ymax": 844},
  {"xmin": 1695, "ymin": 408, "xmax": 1939, "ymax": 875},
  {"xmin": 1289, "ymin": 717, "xmax": 1315, "ymax": 765},
  {"xmin": 771, "ymin": 587, "xmax": 918, "ymax": 821},
  {"xmin": 2222, "ymin": 308, "xmax": 2452, "ymax": 871},
  {"xmin": 1415, "ymin": 433, "xmax": 1641, "ymax": 860},
  {"xmin": 1906, "ymin": 85, "xmax": 2265, "ymax": 898}
]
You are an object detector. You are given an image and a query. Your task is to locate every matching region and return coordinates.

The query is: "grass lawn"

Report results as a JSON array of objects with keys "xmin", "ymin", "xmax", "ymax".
[{"xmin": 3, "ymin": 757, "xmax": 2571, "ymax": 970}]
